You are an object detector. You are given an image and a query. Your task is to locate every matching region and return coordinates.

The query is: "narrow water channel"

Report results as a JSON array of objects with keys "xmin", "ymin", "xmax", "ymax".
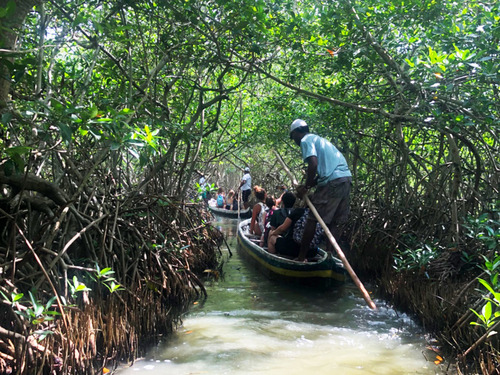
[{"xmin": 118, "ymin": 217, "xmax": 443, "ymax": 375}]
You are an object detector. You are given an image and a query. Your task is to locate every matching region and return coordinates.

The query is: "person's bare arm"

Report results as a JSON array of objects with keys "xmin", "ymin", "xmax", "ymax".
[
  {"xmin": 269, "ymin": 217, "xmax": 292, "ymax": 237},
  {"xmin": 250, "ymin": 204, "xmax": 260, "ymax": 234},
  {"xmin": 268, "ymin": 218, "xmax": 292, "ymax": 253},
  {"xmin": 305, "ymin": 155, "xmax": 318, "ymax": 188}
]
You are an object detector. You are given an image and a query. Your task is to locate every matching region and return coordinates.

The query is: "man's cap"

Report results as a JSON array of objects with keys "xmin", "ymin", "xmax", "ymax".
[
  {"xmin": 290, "ymin": 119, "xmax": 307, "ymax": 136},
  {"xmin": 244, "ymin": 167, "xmax": 250, "ymax": 172}
]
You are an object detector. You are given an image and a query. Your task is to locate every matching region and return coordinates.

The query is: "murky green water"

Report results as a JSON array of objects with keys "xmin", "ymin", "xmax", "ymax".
[{"xmin": 118, "ymin": 218, "xmax": 444, "ymax": 374}]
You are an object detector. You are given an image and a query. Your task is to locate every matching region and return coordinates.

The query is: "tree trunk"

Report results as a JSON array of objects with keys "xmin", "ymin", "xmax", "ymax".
[{"xmin": 0, "ymin": 0, "xmax": 40, "ymax": 107}]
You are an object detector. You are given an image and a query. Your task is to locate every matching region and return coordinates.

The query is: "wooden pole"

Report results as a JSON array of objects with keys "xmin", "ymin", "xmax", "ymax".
[
  {"xmin": 238, "ymin": 188, "xmax": 241, "ymax": 220},
  {"xmin": 274, "ymin": 151, "xmax": 377, "ymax": 310}
]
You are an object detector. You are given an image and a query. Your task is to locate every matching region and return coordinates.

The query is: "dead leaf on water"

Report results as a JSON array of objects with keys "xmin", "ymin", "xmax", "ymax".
[{"xmin": 434, "ymin": 355, "xmax": 443, "ymax": 365}]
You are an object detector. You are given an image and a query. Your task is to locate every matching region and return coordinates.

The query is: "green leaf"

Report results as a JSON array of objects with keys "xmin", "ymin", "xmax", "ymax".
[
  {"xmin": 72, "ymin": 14, "xmax": 87, "ymax": 27},
  {"xmin": 33, "ymin": 304, "xmax": 44, "ymax": 317},
  {"xmin": 0, "ymin": 291, "xmax": 10, "ymax": 303},
  {"xmin": 110, "ymin": 141, "xmax": 121, "ymax": 151},
  {"xmin": 119, "ymin": 108, "xmax": 133, "ymax": 115},
  {"xmin": 58, "ymin": 123, "xmax": 73, "ymax": 144},
  {"xmin": 28, "ymin": 291, "xmax": 37, "ymax": 307},
  {"xmin": 1, "ymin": 112, "xmax": 12, "ymax": 124},
  {"xmin": 5, "ymin": 146, "xmax": 31, "ymax": 157},
  {"xmin": 0, "ymin": 0, "xmax": 16, "ymax": 18},
  {"xmin": 44, "ymin": 310, "xmax": 61, "ymax": 316},
  {"xmin": 45, "ymin": 296, "xmax": 57, "ymax": 310},
  {"xmin": 100, "ymin": 268, "xmax": 114, "ymax": 277},
  {"xmin": 75, "ymin": 284, "xmax": 89, "ymax": 292},
  {"xmin": 3, "ymin": 160, "xmax": 16, "ymax": 176},
  {"xmin": 483, "ymin": 301, "xmax": 492, "ymax": 320},
  {"xmin": 110, "ymin": 282, "xmax": 124, "ymax": 293},
  {"xmin": 405, "ymin": 58, "xmax": 415, "ymax": 67},
  {"xmin": 89, "ymin": 105, "xmax": 99, "ymax": 119},
  {"xmin": 34, "ymin": 329, "xmax": 54, "ymax": 341},
  {"xmin": 487, "ymin": 331, "xmax": 498, "ymax": 338},
  {"xmin": 128, "ymin": 148, "xmax": 139, "ymax": 159},
  {"xmin": 478, "ymin": 278, "xmax": 496, "ymax": 295},
  {"xmin": 15, "ymin": 310, "xmax": 29, "ymax": 319},
  {"xmin": 10, "ymin": 153, "xmax": 25, "ymax": 172},
  {"xmin": 124, "ymin": 139, "xmax": 144, "ymax": 147},
  {"xmin": 493, "ymin": 292, "xmax": 500, "ymax": 304}
]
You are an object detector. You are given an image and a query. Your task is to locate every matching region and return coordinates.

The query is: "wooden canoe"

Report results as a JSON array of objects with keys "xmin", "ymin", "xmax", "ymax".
[
  {"xmin": 209, "ymin": 205, "xmax": 252, "ymax": 219},
  {"xmin": 237, "ymin": 219, "xmax": 347, "ymax": 287}
]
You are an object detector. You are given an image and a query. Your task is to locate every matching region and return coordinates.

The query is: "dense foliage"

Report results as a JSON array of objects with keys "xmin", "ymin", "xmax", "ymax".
[{"xmin": 0, "ymin": 0, "xmax": 498, "ymax": 373}]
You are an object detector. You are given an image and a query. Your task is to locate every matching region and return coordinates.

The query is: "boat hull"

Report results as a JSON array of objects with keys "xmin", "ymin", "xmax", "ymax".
[
  {"xmin": 237, "ymin": 219, "xmax": 346, "ymax": 287},
  {"xmin": 209, "ymin": 206, "xmax": 252, "ymax": 219}
]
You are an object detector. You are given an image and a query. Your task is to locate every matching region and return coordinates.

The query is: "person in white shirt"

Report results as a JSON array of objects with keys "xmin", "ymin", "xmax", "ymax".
[{"xmin": 239, "ymin": 167, "xmax": 252, "ymax": 209}]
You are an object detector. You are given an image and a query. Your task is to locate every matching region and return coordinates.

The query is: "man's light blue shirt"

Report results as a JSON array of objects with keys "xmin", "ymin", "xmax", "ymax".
[{"xmin": 300, "ymin": 133, "xmax": 351, "ymax": 186}]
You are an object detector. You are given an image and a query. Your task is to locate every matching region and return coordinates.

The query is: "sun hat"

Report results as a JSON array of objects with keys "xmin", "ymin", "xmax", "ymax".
[
  {"xmin": 244, "ymin": 167, "xmax": 250, "ymax": 172},
  {"xmin": 290, "ymin": 119, "xmax": 307, "ymax": 137}
]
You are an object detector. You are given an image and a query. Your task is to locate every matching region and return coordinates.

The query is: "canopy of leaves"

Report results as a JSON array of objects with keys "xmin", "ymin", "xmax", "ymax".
[{"xmin": 0, "ymin": 0, "xmax": 499, "ymax": 372}]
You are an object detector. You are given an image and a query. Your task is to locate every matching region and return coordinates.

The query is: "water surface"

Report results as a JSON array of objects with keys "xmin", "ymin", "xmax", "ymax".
[{"xmin": 118, "ymin": 218, "xmax": 443, "ymax": 374}]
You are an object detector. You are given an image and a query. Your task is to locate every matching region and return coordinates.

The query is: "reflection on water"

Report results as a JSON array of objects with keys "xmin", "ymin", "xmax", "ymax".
[{"xmin": 118, "ymin": 217, "xmax": 443, "ymax": 375}]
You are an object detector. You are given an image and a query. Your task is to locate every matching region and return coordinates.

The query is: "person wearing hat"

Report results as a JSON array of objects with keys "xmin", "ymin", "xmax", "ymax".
[
  {"xmin": 239, "ymin": 166, "xmax": 252, "ymax": 209},
  {"xmin": 289, "ymin": 119, "xmax": 352, "ymax": 261}
]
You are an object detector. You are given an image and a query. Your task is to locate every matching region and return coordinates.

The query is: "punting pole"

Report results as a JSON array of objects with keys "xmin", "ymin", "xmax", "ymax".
[
  {"xmin": 237, "ymin": 188, "xmax": 241, "ymax": 220},
  {"xmin": 274, "ymin": 151, "xmax": 377, "ymax": 310}
]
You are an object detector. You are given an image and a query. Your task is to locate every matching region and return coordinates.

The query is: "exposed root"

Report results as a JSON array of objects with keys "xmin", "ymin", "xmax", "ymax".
[{"xmin": 0, "ymin": 187, "xmax": 221, "ymax": 374}]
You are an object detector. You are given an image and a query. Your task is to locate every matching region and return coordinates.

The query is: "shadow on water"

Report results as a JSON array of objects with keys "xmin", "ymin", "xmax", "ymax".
[{"xmin": 118, "ymin": 217, "xmax": 445, "ymax": 375}]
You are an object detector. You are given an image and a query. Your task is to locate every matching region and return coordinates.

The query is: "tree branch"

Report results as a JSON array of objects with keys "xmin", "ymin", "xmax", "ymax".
[{"xmin": 0, "ymin": 171, "xmax": 68, "ymax": 206}]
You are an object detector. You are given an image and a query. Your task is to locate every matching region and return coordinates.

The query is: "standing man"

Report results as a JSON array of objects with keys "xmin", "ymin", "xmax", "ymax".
[
  {"xmin": 289, "ymin": 119, "xmax": 352, "ymax": 261},
  {"xmin": 239, "ymin": 167, "xmax": 252, "ymax": 209}
]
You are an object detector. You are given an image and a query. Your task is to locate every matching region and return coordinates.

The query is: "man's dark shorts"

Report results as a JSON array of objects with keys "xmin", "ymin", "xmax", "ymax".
[
  {"xmin": 242, "ymin": 188, "xmax": 251, "ymax": 203},
  {"xmin": 308, "ymin": 177, "xmax": 351, "ymax": 226},
  {"xmin": 276, "ymin": 236, "xmax": 317, "ymax": 258}
]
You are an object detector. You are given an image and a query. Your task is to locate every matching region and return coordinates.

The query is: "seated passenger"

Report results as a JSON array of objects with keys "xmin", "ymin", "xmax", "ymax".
[
  {"xmin": 232, "ymin": 192, "xmax": 239, "ymax": 210},
  {"xmin": 225, "ymin": 190, "xmax": 235, "ymax": 210},
  {"xmin": 267, "ymin": 207, "xmax": 320, "ymax": 259},
  {"xmin": 269, "ymin": 191, "xmax": 296, "ymax": 234},
  {"xmin": 250, "ymin": 186, "xmax": 267, "ymax": 236},
  {"xmin": 207, "ymin": 196, "xmax": 217, "ymax": 207},
  {"xmin": 216, "ymin": 187, "xmax": 225, "ymax": 208},
  {"xmin": 260, "ymin": 196, "xmax": 277, "ymax": 246}
]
